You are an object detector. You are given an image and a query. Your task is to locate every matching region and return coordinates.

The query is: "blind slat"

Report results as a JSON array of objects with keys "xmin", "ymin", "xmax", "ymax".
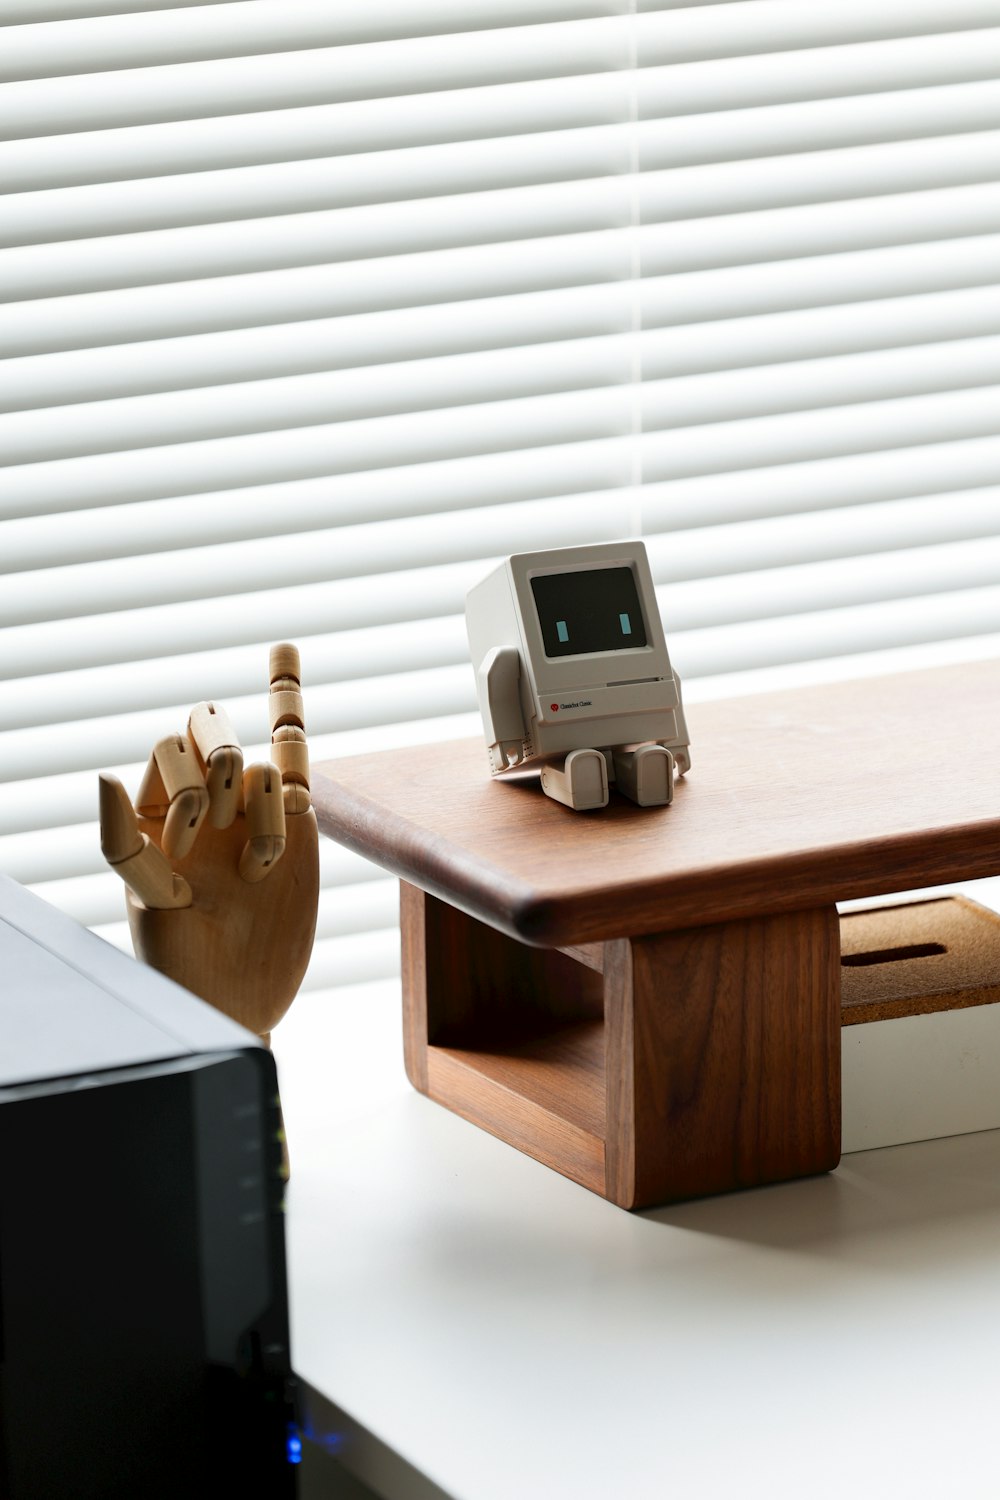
[
  {"xmin": 659, "ymin": 537, "xmax": 1000, "ymax": 632},
  {"xmin": 0, "ymin": 5, "xmax": 624, "ymax": 86},
  {"xmin": 669, "ymin": 584, "xmax": 1000, "ymax": 680},
  {"xmin": 640, "ymin": 183, "xmax": 1000, "ymax": 277},
  {"xmin": 6, "ymin": 136, "xmax": 1000, "ymax": 303},
  {"xmin": 0, "ymin": 1, "xmax": 233, "ymax": 24},
  {"xmin": 1, "ymin": 231, "xmax": 631, "ymax": 360},
  {"xmin": 641, "ymin": 77, "xmax": 1000, "ymax": 156},
  {"xmin": 640, "ymin": 129, "xmax": 1000, "ymax": 224},
  {"xmin": 6, "ymin": 225, "xmax": 999, "ymax": 369},
  {"xmin": 0, "ymin": 334, "xmax": 639, "ymax": 467},
  {"xmin": 641, "ymin": 384, "xmax": 1000, "ymax": 482},
  {"xmin": 636, "ymin": 1, "xmax": 1000, "ymax": 67},
  {"xmin": 1, "ymin": 459, "xmax": 634, "ymax": 574},
  {"xmin": 8, "ymin": 297, "xmax": 1000, "ymax": 468},
  {"xmin": 648, "ymin": 491, "xmax": 1000, "ymax": 589},
  {"xmin": 8, "ymin": 373, "xmax": 1000, "ymax": 525},
  {"xmin": 4, "ymin": 487, "xmax": 998, "ymax": 735},
  {"xmin": 8, "ymin": 30, "xmax": 1000, "ymax": 195},
  {"xmin": 6, "ymin": 7, "xmax": 997, "ymax": 142},
  {"xmin": 642, "ymin": 334, "xmax": 1000, "ymax": 432},
  {"xmin": 641, "ymin": 233, "xmax": 1000, "ymax": 331},
  {"xmin": 8, "ymin": 0, "xmax": 994, "ymax": 90},
  {"xmin": 637, "ymin": 29, "xmax": 1000, "ymax": 118},
  {"xmin": 0, "ymin": 283, "xmax": 634, "ymax": 414},
  {"xmin": 7, "ymin": 177, "xmax": 997, "ymax": 315},
  {"xmin": 1, "ymin": 391, "xmax": 639, "ymax": 519},
  {"xmin": 0, "ymin": 19, "xmax": 630, "ymax": 139},
  {"xmin": 640, "ymin": 433, "xmax": 1000, "ymax": 534},
  {"xmin": 0, "ymin": 123, "xmax": 635, "ymax": 250},
  {"xmin": 0, "ymin": 177, "xmax": 634, "ymax": 303},
  {"xmin": 10, "ymin": 79, "xmax": 1000, "ymax": 246},
  {"xmin": 0, "ymin": 73, "xmax": 632, "ymax": 193}
]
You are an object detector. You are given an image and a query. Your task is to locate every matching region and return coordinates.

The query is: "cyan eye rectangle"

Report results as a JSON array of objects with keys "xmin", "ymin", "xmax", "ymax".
[
  {"xmin": 619, "ymin": 613, "xmax": 632, "ymax": 635},
  {"xmin": 556, "ymin": 620, "xmax": 569, "ymax": 643}
]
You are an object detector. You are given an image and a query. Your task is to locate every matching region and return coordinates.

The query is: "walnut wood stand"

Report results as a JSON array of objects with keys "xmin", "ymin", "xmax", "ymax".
[
  {"xmin": 313, "ymin": 662, "xmax": 1000, "ymax": 1209},
  {"xmin": 402, "ymin": 886, "xmax": 840, "ymax": 1207}
]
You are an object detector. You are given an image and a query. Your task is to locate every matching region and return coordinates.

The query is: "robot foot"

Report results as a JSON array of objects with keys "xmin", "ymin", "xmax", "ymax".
[
  {"xmin": 540, "ymin": 748, "xmax": 609, "ymax": 811},
  {"xmin": 613, "ymin": 744, "xmax": 674, "ymax": 807}
]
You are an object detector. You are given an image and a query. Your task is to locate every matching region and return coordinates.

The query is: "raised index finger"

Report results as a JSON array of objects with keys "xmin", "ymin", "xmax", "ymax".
[{"xmin": 268, "ymin": 642, "xmax": 311, "ymax": 815}]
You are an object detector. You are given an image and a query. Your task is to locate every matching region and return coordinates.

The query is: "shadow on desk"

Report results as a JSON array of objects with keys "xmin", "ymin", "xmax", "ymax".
[
  {"xmin": 644, "ymin": 1127, "xmax": 1000, "ymax": 1265},
  {"xmin": 297, "ymin": 1380, "xmax": 452, "ymax": 1500}
]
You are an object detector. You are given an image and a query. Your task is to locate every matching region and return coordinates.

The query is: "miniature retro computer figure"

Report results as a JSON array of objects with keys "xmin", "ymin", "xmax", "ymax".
[{"xmin": 466, "ymin": 541, "xmax": 690, "ymax": 811}]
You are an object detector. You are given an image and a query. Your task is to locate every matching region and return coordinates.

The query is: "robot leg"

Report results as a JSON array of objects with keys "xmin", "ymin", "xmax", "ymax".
[
  {"xmin": 612, "ymin": 744, "xmax": 674, "ymax": 807},
  {"xmin": 540, "ymin": 748, "xmax": 609, "ymax": 811}
]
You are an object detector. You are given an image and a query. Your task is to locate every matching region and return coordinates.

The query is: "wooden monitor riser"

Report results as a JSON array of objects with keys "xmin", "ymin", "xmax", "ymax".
[{"xmin": 314, "ymin": 663, "xmax": 1000, "ymax": 1208}]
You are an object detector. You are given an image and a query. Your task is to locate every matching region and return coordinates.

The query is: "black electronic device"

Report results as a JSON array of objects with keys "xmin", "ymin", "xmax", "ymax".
[{"xmin": 0, "ymin": 875, "xmax": 298, "ymax": 1499}]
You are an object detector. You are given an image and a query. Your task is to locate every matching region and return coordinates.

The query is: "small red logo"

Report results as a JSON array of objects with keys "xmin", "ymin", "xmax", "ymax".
[{"xmin": 550, "ymin": 703, "xmax": 559, "ymax": 712}]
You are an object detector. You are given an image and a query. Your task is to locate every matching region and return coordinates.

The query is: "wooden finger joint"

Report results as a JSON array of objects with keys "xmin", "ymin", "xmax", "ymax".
[
  {"xmin": 269, "ymin": 643, "xmax": 301, "ymax": 685},
  {"xmin": 136, "ymin": 734, "xmax": 210, "ymax": 858},
  {"xmin": 272, "ymin": 727, "xmax": 310, "ymax": 788},
  {"xmin": 240, "ymin": 762, "xmax": 288, "ymax": 882},
  {"xmin": 116, "ymin": 836, "xmax": 192, "ymax": 910},
  {"xmin": 269, "ymin": 689, "xmax": 305, "ymax": 734},
  {"xmin": 189, "ymin": 701, "xmax": 240, "ymax": 761}
]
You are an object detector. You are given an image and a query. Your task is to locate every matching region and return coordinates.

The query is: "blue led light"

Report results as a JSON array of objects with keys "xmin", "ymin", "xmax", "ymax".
[
  {"xmin": 299, "ymin": 1415, "xmax": 345, "ymax": 1454},
  {"xmin": 556, "ymin": 620, "xmax": 569, "ymax": 642},
  {"xmin": 287, "ymin": 1432, "xmax": 303, "ymax": 1465},
  {"xmin": 619, "ymin": 612, "xmax": 632, "ymax": 635}
]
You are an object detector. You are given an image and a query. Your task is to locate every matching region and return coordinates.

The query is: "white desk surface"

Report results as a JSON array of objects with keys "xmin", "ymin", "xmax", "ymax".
[{"xmin": 276, "ymin": 976, "xmax": 1000, "ymax": 1500}]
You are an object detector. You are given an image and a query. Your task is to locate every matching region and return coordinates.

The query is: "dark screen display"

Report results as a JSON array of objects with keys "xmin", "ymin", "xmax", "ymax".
[{"xmin": 530, "ymin": 566, "xmax": 648, "ymax": 658}]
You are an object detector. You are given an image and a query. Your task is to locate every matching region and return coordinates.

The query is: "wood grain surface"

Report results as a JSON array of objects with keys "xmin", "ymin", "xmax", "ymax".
[
  {"xmin": 604, "ymin": 908, "xmax": 842, "ymax": 1208},
  {"xmin": 401, "ymin": 885, "xmax": 841, "ymax": 1206},
  {"xmin": 314, "ymin": 661, "xmax": 1000, "ymax": 947},
  {"xmin": 401, "ymin": 884, "xmax": 606, "ymax": 1194}
]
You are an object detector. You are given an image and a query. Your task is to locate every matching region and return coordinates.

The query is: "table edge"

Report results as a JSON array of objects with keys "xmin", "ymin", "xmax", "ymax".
[{"xmin": 314, "ymin": 762, "xmax": 1000, "ymax": 944}]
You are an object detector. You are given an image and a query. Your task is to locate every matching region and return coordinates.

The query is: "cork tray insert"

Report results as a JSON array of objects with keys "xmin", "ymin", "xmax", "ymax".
[{"xmin": 840, "ymin": 897, "xmax": 1000, "ymax": 1026}]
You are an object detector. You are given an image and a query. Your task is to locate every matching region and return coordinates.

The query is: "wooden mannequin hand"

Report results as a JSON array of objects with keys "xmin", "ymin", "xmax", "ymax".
[{"xmin": 99, "ymin": 644, "xmax": 319, "ymax": 1041}]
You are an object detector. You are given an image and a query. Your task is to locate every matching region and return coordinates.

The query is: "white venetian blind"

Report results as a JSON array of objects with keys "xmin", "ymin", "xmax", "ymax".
[
  {"xmin": 632, "ymin": 0, "xmax": 1000, "ymax": 680},
  {"xmin": 1, "ymin": 0, "xmax": 999, "ymax": 989}
]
